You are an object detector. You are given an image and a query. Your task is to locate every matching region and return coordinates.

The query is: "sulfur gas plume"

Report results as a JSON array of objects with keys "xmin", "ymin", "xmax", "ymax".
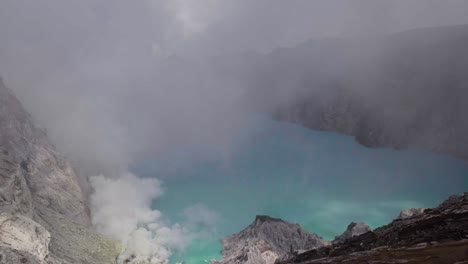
[
  {"xmin": 90, "ymin": 172, "xmax": 218, "ymax": 263},
  {"xmin": 90, "ymin": 173, "xmax": 182, "ymax": 263}
]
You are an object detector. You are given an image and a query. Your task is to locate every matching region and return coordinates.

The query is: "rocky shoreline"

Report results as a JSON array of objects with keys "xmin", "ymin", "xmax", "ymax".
[{"xmin": 214, "ymin": 193, "xmax": 468, "ymax": 264}]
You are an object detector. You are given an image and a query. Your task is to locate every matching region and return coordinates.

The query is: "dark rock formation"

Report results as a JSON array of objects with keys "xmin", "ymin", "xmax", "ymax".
[
  {"xmin": 277, "ymin": 192, "xmax": 468, "ymax": 264},
  {"xmin": 0, "ymin": 78, "xmax": 120, "ymax": 263},
  {"xmin": 279, "ymin": 240, "xmax": 468, "ymax": 264},
  {"xmin": 212, "ymin": 215, "xmax": 325, "ymax": 264}
]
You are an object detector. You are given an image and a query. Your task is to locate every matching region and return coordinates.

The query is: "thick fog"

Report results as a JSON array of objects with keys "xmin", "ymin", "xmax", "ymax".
[
  {"xmin": 1, "ymin": 0, "xmax": 468, "ymax": 174},
  {"xmin": 1, "ymin": 1, "xmax": 468, "ymax": 262}
]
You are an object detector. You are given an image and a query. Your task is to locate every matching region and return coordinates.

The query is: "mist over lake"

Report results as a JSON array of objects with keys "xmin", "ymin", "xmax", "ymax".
[{"xmin": 134, "ymin": 116, "xmax": 468, "ymax": 263}]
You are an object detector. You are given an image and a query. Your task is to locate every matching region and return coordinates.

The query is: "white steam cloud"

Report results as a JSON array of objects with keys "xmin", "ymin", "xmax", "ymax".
[
  {"xmin": 90, "ymin": 173, "xmax": 180, "ymax": 263},
  {"xmin": 90, "ymin": 173, "xmax": 218, "ymax": 263}
]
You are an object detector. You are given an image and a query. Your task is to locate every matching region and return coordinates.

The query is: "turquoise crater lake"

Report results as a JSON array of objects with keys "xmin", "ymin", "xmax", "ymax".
[{"xmin": 134, "ymin": 116, "xmax": 468, "ymax": 263}]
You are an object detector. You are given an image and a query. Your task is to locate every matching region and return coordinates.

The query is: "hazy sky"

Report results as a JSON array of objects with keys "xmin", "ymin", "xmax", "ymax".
[{"xmin": 1, "ymin": 0, "xmax": 468, "ymax": 173}]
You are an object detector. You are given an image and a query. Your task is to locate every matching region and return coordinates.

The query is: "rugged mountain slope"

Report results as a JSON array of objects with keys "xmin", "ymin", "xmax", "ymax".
[
  {"xmin": 228, "ymin": 24, "xmax": 468, "ymax": 162},
  {"xmin": 218, "ymin": 193, "xmax": 468, "ymax": 264},
  {"xmin": 0, "ymin": 78, "xmax": 89, "ymax": 224},
  {"xmin": 213, "ymin": 215, "xmax": 325, "ymax": 264},
  {"xmin": 0, "ymin": 78, "xmax": 119, "ymax": 263},
  {"xmin": 278, "ymin": 192, "xmax": 468, "ymax": 264}
]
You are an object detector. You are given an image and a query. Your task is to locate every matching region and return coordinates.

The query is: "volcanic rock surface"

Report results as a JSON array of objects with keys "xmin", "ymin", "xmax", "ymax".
[
  {"xmin": 278, "ymin": 193, "xmax": 468, "ymax": 264},
  {"xmin": 212, "ymin": 215, "xmax": 325, "ymax": 264},
  {"xmin": 0, "ymin": 78, "xmax": 120, "ymax": 263}
]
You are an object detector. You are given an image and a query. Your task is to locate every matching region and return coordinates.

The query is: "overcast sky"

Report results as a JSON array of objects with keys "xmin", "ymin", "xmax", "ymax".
[{"xmin": 1, "ymin": 0, "xmax": 468, "ymax": 174}]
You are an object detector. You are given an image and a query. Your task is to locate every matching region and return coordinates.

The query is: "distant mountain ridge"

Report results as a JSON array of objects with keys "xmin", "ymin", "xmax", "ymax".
[
  {"xmin": 274, "ymin": 25, "xmax": 468, "ymax": 161},
  {"xmin": 217, "ymin": 24, "xmax": 468, "ymax": 162}
]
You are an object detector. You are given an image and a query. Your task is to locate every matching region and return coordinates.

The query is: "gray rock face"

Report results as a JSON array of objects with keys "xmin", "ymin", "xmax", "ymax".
[
  {"xmin": 0, "ymin": 247, "xmax": 44, "ymax": 264},
  {"xmin": 0, "ymin": 78, "xmax": 89, "ymax": 225},
  {"xmin": 0, "ymin": 78, "xmax": 120, "ymax": 263},
  {"xmin": 0, "ymin": 149, "xmax": 33, "ymax": 216},
  {"xmin": 333, "ymin": 222, "xmax": 371, "ymax": 245},
  {"xmin": 213, "ymin": 215, "xmax": 325, "ymax": 264},
  {"xmin": 396, "ymin": 208, "xmax": 426, "ymax": 220},
  {"xmin": 35, "ymin": 206, "xmax": 121, "ymax": 264},
  {"xmin": 0, "ymin": 213, "xmax": 50, "ymax": 264}
]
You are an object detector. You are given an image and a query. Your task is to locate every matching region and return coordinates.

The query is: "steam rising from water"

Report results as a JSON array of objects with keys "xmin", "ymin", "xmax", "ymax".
[
  {"xmin": 90, "ymin": 172, "xmax": 220, "ymax": 263},
  {"xmin": 90, "ymin": 173, "xmax": 191, "ymax": 263}
]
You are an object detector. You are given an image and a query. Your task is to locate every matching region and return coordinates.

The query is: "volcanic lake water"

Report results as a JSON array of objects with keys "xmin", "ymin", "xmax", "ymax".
[{"xmin": 134, "ymin": 116, "xmax": 468, "ymax": 263}]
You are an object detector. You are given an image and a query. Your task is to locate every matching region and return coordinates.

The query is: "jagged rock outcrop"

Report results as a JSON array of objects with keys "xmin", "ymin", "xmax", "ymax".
[
  {"xmin": 332, "ymin": 222, "xmax": 371, "ymax": 245},
  {"xmin": 396, "ymin": 208, "xmax": 426, "ymax": 220},
  {"xmin": 212, "ymin": 215, "xmax": 325, "ymax": 264},
  {"xmin": 0, "ymin": 213, "xmax": 50, "ymax": 264},
  {"xmin": 0, "ymin": 78, "xmax": 120, "ymax": 263},
  {"xmin": 278, "ymin": 192, "xmax": 468, "ymax": 264}
]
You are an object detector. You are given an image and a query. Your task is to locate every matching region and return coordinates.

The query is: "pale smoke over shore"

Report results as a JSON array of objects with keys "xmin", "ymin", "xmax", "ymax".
[
  {"xmin": 90, "ymin": 172, "xmax": 218, "ymax": 263},
  {"xmin": 90, "ymin": 173, "xmax": 182, "ymax": 263},
  {"xmin": 1, "ymin": 1, "xmax": 468, "ymax": 263}
]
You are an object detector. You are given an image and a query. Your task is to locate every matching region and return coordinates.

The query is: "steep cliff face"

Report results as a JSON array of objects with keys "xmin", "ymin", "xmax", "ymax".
[
  {"xmin": 213, "ymin": 215, "xmax": 325, "ymax": 264},
  {"xmin": 0, "ymin": 78, "xmax": 89, "ymax": 224},
  {"xmin": 0, "ymin": 148, "xmax": 32, "ymax": 216},
  {"xmin": 0, "ymin": 78, "xmax": 120, "ymax": 263}
]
